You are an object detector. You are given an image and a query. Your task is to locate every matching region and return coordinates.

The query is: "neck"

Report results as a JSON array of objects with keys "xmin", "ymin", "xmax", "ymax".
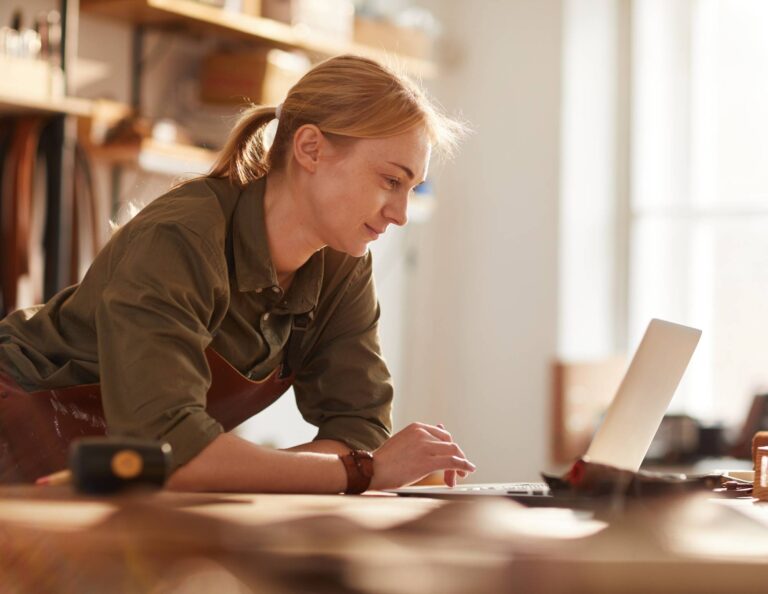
[{"xmin": 262, "ymin": 171, "xmax": 323, "ymax": 281}]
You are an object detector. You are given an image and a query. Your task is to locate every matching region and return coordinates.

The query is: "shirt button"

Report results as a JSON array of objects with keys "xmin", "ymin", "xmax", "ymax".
[
  {"xmin": 271, "ymin": 286, "xmax": 280, "ymax": 293},
  {"xmin": 262, "ymin": 312, "xmax": 270, "ymax": 321}
]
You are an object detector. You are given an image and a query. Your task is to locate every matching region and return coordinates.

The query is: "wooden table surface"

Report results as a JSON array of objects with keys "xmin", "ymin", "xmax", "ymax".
[{"xmin": 2, "ymin": 486, "xmax": 768, "ymax": 593}]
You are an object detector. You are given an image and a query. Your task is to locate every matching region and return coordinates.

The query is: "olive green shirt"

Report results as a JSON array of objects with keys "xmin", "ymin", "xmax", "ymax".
[{"xmin": 0, "ymin": 176, "xmax": 393, "ymax": 469}]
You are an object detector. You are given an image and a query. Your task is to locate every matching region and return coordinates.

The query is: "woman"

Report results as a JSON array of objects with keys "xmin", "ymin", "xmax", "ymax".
[{"xmin": 0, "ymin": 55, "xmax": 476, "ymax": 493}]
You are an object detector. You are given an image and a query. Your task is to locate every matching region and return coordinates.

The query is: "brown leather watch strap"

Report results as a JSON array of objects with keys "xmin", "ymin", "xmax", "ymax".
[{"xmin": 340, "ymin": 450, "xmax": 374, "ymax": 494}]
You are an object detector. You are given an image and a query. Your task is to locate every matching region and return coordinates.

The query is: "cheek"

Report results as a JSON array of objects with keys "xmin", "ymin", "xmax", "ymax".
[{"xmin": 318, "ymin": 169, "xmax": 379, "ymax": 218}]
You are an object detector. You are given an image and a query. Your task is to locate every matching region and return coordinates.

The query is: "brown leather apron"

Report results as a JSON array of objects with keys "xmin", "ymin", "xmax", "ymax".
[
  {"xmin": 0, "ymin": 346, "xmax": 299, "ymax": 484},
  {"xmin": 0, "ymin": 178, "xmax": 307, "ymax": 483}
]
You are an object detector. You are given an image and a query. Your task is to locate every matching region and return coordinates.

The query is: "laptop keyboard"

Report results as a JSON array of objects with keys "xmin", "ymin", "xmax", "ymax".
[{"xmin": 458, "ymin": 482, "xmax": 550, "ymax": 496}]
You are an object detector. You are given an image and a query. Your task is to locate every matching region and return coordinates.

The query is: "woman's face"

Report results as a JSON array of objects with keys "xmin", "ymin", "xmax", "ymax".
[{"xmin": 303, "ymin": 126, "xmax": 431, "ymax": 257}]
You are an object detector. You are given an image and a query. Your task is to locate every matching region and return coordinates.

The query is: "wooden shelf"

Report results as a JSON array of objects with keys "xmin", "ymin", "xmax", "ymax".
[
  {"xmin": 0, "ymin": 93, "xmax": 93, "ymax": 117},
  {"xmin": 81, "ymin": 0, "xmax": 437, "ymax": 78},
  {"xmin": 87, "ymin": 137, "xmax": 217, "ymax": 176}
]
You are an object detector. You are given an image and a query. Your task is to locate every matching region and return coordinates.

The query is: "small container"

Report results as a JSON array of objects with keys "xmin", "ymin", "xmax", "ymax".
[{"xmin": 753, "ymin": 445, "xmax": 768, "ymax": 501}]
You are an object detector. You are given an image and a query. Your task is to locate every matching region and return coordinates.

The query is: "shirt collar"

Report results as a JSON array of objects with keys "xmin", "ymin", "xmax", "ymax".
[{"xmin": 232, "ymin": 176, "xmax": 324, "ymax": 314}]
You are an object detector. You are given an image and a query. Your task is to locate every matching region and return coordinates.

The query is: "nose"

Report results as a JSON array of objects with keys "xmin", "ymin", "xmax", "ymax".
[{"xmin": 383, "ymin": 193, "xmax": 408, "ymax": 227}]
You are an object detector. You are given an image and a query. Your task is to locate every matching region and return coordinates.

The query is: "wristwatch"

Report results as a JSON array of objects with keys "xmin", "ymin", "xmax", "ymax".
[{"xmin": 340, "ymin": 449, "xmax": 374, "ymax": 494}]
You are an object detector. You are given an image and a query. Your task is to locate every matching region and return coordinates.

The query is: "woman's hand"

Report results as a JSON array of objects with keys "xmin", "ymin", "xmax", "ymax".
[
  {"xmin": 437, "ymin": 423, "xmax": 470, "ymax": 487},
  {"xmin": 368, "ymin": 422, "xmax": 476, "ymax": 490}
]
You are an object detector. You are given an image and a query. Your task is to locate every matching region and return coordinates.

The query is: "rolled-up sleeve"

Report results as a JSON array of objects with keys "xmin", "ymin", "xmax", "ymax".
[
  {"xmin": 294, "ymin": 252, "xmax": 393, "ymax": 451},
  {"xmin": 95, "ymin": 223, "xmax": 227, "ymax": 470}
]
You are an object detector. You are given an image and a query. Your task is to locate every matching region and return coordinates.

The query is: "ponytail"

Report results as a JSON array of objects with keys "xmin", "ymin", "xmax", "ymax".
[{"xmin": 209, "ymin": 105, "xmax": 277, "ymax": 187}]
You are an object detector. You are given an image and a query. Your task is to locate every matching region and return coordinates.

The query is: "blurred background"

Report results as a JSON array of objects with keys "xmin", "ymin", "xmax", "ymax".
[{"xmin": 2, "ymin": 0, "xmax": 768, "ymax": 483}]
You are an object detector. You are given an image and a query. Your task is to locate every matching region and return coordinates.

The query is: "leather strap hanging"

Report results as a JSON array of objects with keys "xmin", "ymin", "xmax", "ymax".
[
  {"xmin": 1, "ymin": 117, "xmax": 44, "ymax": 313},
  {"xmin": 0, "ymin": 119, "xmax": 14, "ymax": 317}
]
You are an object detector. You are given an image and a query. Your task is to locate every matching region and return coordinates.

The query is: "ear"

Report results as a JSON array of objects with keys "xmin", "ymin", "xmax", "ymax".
[{"xmin": 292, "ymin": 124, "xmax": 324, "ymax": 174}]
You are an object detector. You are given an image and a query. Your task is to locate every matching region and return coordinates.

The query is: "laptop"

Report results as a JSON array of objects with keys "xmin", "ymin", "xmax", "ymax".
[{"xmin": 388, "ymin": 318, "xmax": 702, "ymax": 505}]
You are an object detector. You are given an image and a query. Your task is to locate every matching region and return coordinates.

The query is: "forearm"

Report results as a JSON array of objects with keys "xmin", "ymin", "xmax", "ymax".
[
  {"xmin": 283, "ymin": 439, "xmax": 351, "ymax": 456},
  {"xmin": 165, "ymin": 433, "xmax": 347, "ymax": 493}
]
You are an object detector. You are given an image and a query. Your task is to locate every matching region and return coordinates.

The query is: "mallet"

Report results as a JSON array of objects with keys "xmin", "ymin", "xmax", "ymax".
[{"xmin": 36, "ymin": 437, "xmax": 172, "ymax": 494}]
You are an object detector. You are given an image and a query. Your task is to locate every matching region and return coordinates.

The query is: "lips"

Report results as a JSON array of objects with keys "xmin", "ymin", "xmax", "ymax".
[{"xmin": 364, "ymin": 224, "xmax": 384, "ymax": 239}]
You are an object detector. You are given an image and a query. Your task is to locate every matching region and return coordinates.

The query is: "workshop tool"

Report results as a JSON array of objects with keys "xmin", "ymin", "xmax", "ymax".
[{"xmin": 36, "ymin": 437, "xmax": 172, "ymax": 494}]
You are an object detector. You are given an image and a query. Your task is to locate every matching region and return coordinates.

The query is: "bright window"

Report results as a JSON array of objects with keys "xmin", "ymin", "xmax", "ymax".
[{"xmin": 630, "ymin": 0, "xmax": 768, "ymax": 426}]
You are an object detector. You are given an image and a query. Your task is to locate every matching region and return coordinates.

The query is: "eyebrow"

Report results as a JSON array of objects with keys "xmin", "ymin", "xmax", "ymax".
[{"xmin": 387, "ymin": 161, "xmax": 425, "ymax": 184}]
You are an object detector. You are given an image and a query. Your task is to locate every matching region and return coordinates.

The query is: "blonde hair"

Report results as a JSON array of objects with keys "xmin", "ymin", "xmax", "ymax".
[{"xmin": 210, "ymin": 54, "xmax": 465, "ymax": 187}]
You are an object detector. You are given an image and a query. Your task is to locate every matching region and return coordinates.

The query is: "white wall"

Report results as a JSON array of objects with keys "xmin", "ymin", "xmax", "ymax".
[
  {"xmin": 400, "ymin": 0, "xmax": 562, "ymax": 481},
  {"xmin": 559, "ymin": 0, "xmax": 629, "ymax": 359}
]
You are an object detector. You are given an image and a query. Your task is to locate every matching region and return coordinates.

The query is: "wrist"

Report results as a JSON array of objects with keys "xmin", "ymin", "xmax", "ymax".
[{"xmin": 339, "ymin": 449, "xmax": 375, "ymax": 494}]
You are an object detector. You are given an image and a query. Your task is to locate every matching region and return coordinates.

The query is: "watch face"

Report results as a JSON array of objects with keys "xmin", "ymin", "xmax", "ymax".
[{"xmin": 352, "ymin": 450, "xmax": 375, "ymax": 478}]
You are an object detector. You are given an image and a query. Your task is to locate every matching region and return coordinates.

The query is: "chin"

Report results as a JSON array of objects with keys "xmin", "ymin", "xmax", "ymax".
[
  {"xmin": 347, "ymin": 244, "xmax": 370, "ymax": 258},
  {"xmin": 345, "ymin": 240, "xmax": 371, "ymax": 258},
  {"xmin": 326, "ymin": 237, "xmax": 369, "ymax": 258}
]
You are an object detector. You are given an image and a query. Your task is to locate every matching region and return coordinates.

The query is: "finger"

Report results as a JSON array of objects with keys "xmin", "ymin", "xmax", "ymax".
[
  {"xmin": 415, "ymin": 422, "xmax": 452, "ymax": 443},
  {"xmin": 436, "ymin": 455, "xmax": 477, "ymax": 473},
  {"xmin": 436, "ymin": 423, "xmax": 458, "ymax": 447},
  {"xmin": 451, "ymin": 441, "xmax": 469, "ymax": 463},
  {"xmin": 444, "ymin": 469, "xmax": 456, "ymax": 487},
  {"xmin": 427, "ymin": 442, "xmax": 473, "ymax": 470},
  {"xmin": 427, "ymin": 441, "xmax": 466, "ymax": 457}
]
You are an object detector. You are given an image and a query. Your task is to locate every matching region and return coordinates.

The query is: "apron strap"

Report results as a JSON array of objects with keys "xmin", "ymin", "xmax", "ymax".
[{"xmin": 280, "ymin": 312, "xmax": 311, "ymax": 379}]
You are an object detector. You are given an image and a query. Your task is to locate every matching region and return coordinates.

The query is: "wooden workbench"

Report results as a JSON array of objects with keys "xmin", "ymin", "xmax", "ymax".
[{"xmin": 2, "ymin": 486, "xmax": 768, "ymax": 593}]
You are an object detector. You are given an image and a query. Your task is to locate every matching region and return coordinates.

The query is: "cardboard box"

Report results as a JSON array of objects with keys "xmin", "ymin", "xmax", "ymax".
[
  {"xmin": 353, "ymin": 17, "xmax": 433, "ymax": 60},
  {"xmin": 262, "ymin": 0, "xmax": 354, "ymax": 41},
  {"xmin": 199, "ymin": 48, "xmax": 309, "ymax": 105}
]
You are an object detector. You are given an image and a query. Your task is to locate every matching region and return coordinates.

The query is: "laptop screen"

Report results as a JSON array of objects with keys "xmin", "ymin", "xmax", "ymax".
[{"xmin": 584, "ymin": 319, "xmax": 702, "ymax": 472}]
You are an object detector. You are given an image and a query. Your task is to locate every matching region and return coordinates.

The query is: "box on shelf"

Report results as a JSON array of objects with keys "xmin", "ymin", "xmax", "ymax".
[
  {"xmin": 214, "ymin": 0, "xmax": 261, "ymax": 13},
  {"xmin": 0, "ymin": 55, "xmax": 64, "ymax": 102},
  {"xmin": 241, "ymin": 0, "xmax": 261, "ymax": 16},
  {"xmin": 353, "ymin": 17, "xmax": 433, "ymax": 60},
  {"xmin": 78, "ymin": 99, "xmax": 134, "ymax": 146},
  {"xmin": 262, "ymin": 0, "xmax": 354, "ymax": 41},
  {"xmin": 199, "ymin": 48, "xmax": 309, "ymax": 106}
]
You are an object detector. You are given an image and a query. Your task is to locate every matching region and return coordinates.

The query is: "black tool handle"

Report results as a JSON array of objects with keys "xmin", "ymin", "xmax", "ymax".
[{"xmin": 69, "ymin": 437, "xmax": 172, "ymax": 494}]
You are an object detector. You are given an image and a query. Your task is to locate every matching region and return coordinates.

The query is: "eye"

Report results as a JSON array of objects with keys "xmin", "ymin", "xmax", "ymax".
[{"xmin": 383, "ymin": 176, "xmax": 401, "ymax": 190}]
